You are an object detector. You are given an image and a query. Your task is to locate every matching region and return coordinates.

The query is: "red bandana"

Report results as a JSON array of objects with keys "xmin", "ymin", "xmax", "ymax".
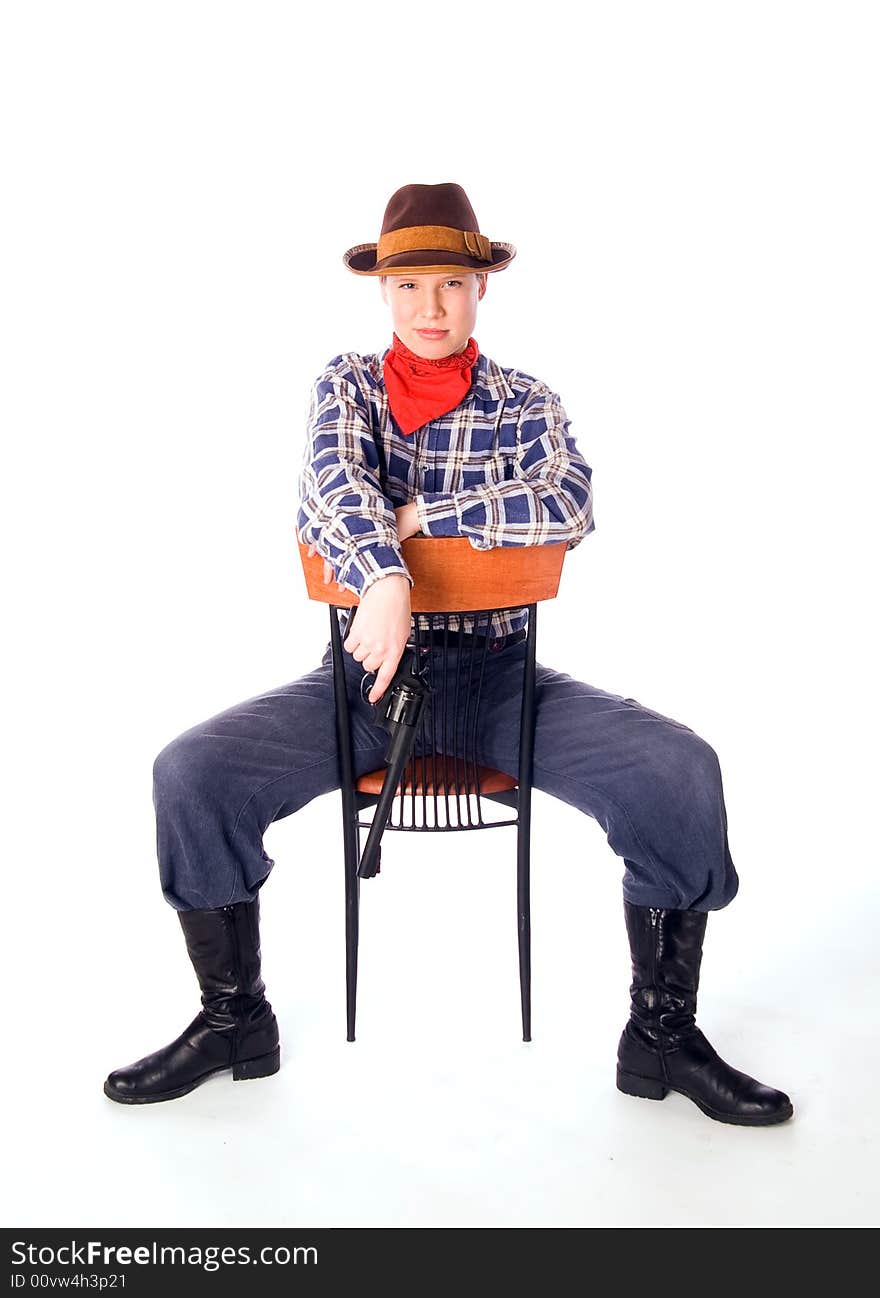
[{"xmin": 383, "ymin": 332, "xmax": 480, "ymax": 436}]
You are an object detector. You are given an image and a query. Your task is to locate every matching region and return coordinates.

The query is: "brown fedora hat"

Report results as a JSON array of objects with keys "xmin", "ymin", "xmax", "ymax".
[{"xmin": 343, "ymin": 182, "xmax": 516, "ymax": 276}]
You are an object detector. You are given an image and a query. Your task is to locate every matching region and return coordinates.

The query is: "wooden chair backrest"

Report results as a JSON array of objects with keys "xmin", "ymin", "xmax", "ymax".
[{"xmin": 298, "ymin": 537, "xmax": 566, "ymax": 612}]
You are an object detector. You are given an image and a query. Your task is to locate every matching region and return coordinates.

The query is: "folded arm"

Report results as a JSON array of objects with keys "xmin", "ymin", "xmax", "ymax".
[
  {"xmin": 297, "ymin": 362, "xmax": 422, "ymax": 700},
  {"xmin": 413, "ymin": 382, "xmax": 595, "ymax": 551},
  {"xmin": 296, "ymin": 362, "xmax": 414, "ymax": 597}
]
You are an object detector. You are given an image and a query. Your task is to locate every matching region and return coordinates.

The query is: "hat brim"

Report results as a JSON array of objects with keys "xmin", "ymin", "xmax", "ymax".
[{"xmin": 343, "ymin": 241, "xmax": 516, "ymax": 276}]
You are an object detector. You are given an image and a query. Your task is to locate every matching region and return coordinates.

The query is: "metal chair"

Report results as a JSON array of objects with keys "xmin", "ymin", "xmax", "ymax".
[{"xmin": 299, "ymin": 537, "xmax": 566, "ymax": 1044}]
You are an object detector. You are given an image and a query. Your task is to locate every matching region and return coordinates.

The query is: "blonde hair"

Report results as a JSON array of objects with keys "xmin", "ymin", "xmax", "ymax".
[{"xmin": 380, "ymin": 271, "xmax": 487, "ymax": 286}]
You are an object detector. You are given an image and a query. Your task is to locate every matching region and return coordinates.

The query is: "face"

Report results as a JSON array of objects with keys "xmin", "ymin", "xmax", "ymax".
[{"xmin": 380, "ymin": 271, "xmax": 487, "ymax": 358}]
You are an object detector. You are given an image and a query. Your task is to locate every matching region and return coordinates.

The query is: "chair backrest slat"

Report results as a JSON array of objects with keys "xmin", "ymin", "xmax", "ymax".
[{"xmin": 355, "ymin": 604, "xmax": 525, "ymax": 829}]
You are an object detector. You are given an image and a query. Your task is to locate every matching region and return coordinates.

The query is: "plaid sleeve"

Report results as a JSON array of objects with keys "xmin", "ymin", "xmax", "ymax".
[
  {"xmin": 413, "ymin": 382, "xmax": 595, "ymax": 551},
  {"xmin": 296, "ymin": 359, "xmax": 413, "ymax": 596}
]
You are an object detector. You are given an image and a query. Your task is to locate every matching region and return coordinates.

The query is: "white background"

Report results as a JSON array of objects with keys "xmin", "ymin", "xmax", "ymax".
[{"xmin": 2, "ymin": 0, "xmax": 877, "ymax": 1228}]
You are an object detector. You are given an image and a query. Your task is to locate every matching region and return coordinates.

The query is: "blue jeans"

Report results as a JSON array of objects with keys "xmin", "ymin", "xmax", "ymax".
[{"xmin": 153, "ymin": 637, "xmax": 739, "ymax": 913}]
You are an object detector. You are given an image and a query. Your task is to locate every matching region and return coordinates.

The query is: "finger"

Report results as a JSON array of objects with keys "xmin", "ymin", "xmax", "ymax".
[
  {"xmin": 323, "ymin": 560, "xmax": 332, "ymax": 584},
  {"xmin": 307, "ymin": 543, "xmax": 316, "ymax": 558},
  {"xmin": 352, "ymin": 643, "xmax": 380, "ymax": 667},
  {"xmin": 369, "ymin": 661, "xmax": 396, "ymax": 703}
]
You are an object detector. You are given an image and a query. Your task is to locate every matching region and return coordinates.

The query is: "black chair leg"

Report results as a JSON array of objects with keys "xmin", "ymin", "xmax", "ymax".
[
  {"xmin": 345, "ymin": 869, "xmax": 359, "ymax": 1043},
  {"xmin": 516, "ymin": 602, "xmax": 536, "ymax": 1043},
  {"xmin": 517, "ymin": 823, "xmax": 532, "ymax": 1042},
  {"xmin": 331, "ymin": 604, "xmax": 362, "ymax": 1042}
]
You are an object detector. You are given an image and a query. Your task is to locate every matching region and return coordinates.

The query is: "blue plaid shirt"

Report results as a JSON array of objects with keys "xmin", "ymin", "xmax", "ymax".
[{"xmin": 296, "ymin": 346, "xmax": 595, "ymax": 638}]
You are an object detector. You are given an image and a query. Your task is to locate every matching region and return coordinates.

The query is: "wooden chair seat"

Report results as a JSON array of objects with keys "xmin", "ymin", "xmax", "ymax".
[{"xmin": 356, "ymin": 755, "xmax": 517, "ymax": 797}]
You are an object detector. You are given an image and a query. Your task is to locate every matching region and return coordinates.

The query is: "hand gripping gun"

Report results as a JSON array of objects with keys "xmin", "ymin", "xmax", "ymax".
[{"xmin": 357, "ymin": 647, "xmax": 432, "ymax": 879}]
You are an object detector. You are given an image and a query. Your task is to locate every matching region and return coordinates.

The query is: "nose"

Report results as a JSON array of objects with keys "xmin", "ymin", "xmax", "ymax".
[{"xmin": 420, "ymin": 288, "xmax": 444, "ymax": 321}]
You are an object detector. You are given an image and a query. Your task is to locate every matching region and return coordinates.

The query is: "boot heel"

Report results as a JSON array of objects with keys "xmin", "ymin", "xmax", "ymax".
[
  {"xmin": 617, "ymin": 1066, "xmax": 668, "ymax": 1100},
  {"xmin": 233, "ymin": 1046, "xmax": 281, "ymax": 1081}
]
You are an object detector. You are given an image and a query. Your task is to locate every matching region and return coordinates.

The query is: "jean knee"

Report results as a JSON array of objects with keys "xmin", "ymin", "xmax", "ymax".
[
  {"xmin": 658, "ymin": 730, "xmax": 723, "ymax": 806},
  {"xmin": 691, "ymin": 733, "xmax": 723, "ymax": 793},
  {"xmin": 152, "ymin": 730, "xmax": 216, "ymax": 810}
]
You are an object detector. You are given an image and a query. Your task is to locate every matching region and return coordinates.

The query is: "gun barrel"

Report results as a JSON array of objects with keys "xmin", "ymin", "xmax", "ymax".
[
  {"xmin": 357, "ymin": 647, "xmax": 432, "ymax": 880},
  {"xmin": 357, "ymin": 740, "xmax": 413, "ymax": 879}
]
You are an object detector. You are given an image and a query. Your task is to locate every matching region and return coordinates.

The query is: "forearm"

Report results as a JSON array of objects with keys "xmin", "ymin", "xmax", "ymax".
[
  {"xmin": 298, "ymin": 362, "xmax": 414, "ymax": 594},
  {"xmin": 413, "ymin": 470, "xmax": 594, "ymax": 551},
  {"xmin": 394, "ymin": 501, "xmax": 421, "ymax": 542},
  {"xmin": 412, "ymin": 381, "xmax": 595, "ymax": 551}
]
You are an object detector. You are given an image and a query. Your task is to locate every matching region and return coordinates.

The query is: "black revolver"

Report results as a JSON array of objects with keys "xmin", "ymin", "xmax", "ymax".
[{"xmin": 357, "ymin": 646, "xmax": 432, "ymax": 879}]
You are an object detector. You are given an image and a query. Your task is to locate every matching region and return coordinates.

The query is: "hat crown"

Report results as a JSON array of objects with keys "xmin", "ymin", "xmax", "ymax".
[{"xmin": 381, "ymin": 183, "xmax": 481, "ymax": 236}]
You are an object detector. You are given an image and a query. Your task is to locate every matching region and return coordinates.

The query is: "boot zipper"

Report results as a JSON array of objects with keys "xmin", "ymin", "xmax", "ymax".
[
  {"xmin": 224, "ymin": 905, "xmax": 241, "ymax": 1063},
  {"xmin": 649, "ymin": 908, "xmax": 668, "ymax": 1080}
]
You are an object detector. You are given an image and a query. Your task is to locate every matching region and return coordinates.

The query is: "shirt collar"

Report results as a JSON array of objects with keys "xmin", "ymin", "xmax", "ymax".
[{"xmin": 371, "ymin": 347, "xmax": 515, "ymax": 404}]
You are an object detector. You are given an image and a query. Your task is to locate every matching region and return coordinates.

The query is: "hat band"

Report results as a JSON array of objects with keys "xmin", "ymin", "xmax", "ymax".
[{"xmin": 376, "ymin": 224, "xmax": 492, "ymax": 264}]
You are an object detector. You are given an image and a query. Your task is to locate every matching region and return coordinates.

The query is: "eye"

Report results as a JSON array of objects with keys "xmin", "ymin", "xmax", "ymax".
[
  {"xmin": 397, "ymin": 281, "xmax": 416, "ymax": 290},
  {"xmin": 445, "ymin": 279, "xmax": 463, "ymax": 287}
]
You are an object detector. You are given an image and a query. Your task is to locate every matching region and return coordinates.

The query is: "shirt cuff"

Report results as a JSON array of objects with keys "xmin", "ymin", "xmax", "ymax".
[
  {"xmin": 336, "ymin": 541, "xmax": 413, "ymax": 596},
  {"xmin": 358, "ymin": 565, "xmax": 414, "ymax": 596},
  {"xmin": 415, "ymin": 492, "xmax": 461, "ymax": 538}
]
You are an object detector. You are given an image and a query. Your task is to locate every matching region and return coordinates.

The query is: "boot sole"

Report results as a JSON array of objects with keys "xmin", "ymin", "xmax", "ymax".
[
  {"xmin": 616, "ymin": 1066, "xmax": 794, "ymax": 1126},
  {"xmin": 103, "ymin": 1046, "xmax": 281, "ymax": 1105}
]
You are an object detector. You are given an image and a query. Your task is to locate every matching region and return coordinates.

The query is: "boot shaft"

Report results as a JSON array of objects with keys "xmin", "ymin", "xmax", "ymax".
[
  {"xmin": 178, "ymin": 894, "xmax": 269, "ymax": 1029},
  {"xmin": 624, "ymin": 901, "xmax": 707, "ymax": 1043}
]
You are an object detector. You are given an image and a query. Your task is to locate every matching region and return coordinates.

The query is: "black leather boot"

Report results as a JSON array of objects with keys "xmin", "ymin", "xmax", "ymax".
[
  {"xmin": 104, "ymin": 893, "xmax": 280, "ymax": 1104},
  {"xmin": 616, "ymin": 900, "xmax": 793, "ymax": 1126}
]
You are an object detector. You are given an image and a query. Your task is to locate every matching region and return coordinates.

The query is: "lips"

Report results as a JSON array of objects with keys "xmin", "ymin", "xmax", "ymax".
[{"xmin": 417, "ymin": 329, "xmax": 448, "ymax": 338}]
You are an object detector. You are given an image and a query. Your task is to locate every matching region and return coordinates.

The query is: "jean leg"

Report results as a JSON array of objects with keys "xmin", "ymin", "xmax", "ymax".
[
  {"xmin": 474, "ymin": 645, "xmax": 740, "ymax": 912},
  {"xmin": 152, "ymin": 644, "xmax": 389, "ymax": 910}
]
